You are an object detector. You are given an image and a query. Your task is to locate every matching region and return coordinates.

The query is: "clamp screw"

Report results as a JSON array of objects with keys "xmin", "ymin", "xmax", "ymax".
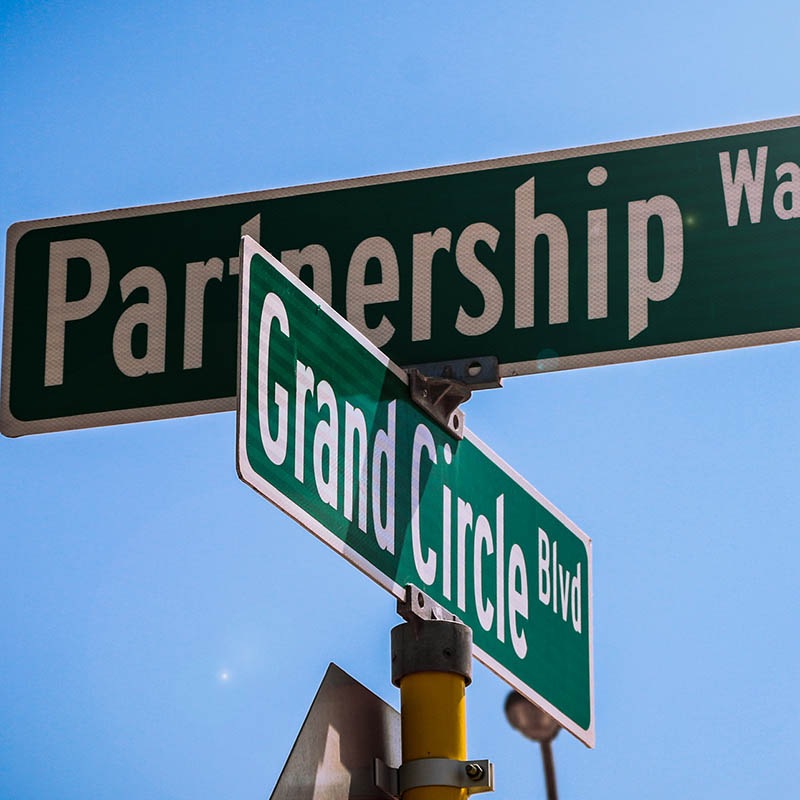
[{"xmin": 465, "ymin": 763, "xmax": 484, "ymax": 781}]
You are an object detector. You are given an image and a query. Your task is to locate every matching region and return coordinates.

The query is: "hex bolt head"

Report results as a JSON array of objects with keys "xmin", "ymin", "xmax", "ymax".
[{"xmin": 465, "ymin": 763, "xmax": 484, "ymax": 781}]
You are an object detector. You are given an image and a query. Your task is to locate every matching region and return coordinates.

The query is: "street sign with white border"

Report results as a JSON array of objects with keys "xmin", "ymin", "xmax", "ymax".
[
  {"xmin": 236, "ymin": 236, "xmax": 594, "ymax": 746},
  {"xmin": 7, "ymin": 114, "xmax": 799, "ymax": 437}
]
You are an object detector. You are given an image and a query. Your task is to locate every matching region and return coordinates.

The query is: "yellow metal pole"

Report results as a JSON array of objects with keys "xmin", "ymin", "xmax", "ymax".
[{"xmin": 399, "ymin": 670, "xmax": 467, "ymax": 800}]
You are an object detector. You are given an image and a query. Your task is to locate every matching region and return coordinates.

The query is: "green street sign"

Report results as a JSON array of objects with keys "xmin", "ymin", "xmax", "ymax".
[
  {"xmin": 5, "ymin": 115, "xmax": 800, "ymax": 436},
  {"xmin": 236, "ymin": 237, "xmax": 594, "ymax": 746}
]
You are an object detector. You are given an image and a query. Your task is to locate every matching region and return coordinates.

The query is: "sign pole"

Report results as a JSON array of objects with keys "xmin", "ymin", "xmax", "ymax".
[
  {"xmin": 383, "ymin": 587, "xmax": 494, "ymax": 800},
  {"xmin": 393, "ymin": 623, "xmax": 469, "ymax": 800}
]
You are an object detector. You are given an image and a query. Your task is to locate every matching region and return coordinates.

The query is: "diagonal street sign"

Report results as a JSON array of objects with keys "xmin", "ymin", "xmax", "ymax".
[
  {"xmin": 236, "ymin": 237, "xmax": 594, "ymax": 746},
  {"xmin": 5, "ymin": 115, "xmax": 800, "ymax": 436}
]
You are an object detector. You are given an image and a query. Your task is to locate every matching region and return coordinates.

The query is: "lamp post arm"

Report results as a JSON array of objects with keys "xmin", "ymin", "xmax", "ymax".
[{"xmin": 540, "ymin": 740, "xmax": 558, "ymax": 800}]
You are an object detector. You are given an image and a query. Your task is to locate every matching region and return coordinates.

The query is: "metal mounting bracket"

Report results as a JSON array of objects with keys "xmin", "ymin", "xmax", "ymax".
[
  {"xmin": 406, "ymin": 356, "xmax": 501, "ymax": 439},
  {"xmin": 374, "ymin": 757, "xmax": 494, "ymax": 798},
  {"xmin": 407, "ymin": 369, "xmax": 469, "ymax": 439},
  {"xmin": 392, "ymin": 585, "xmax": 472, "ymax": 687},
  {"xmin": 406, "ymin": 356, "xmax": 502, "ymax": 391},
  {"xmin": 397, "ymin": 584, "xmax": 459, "ymax": 624}
]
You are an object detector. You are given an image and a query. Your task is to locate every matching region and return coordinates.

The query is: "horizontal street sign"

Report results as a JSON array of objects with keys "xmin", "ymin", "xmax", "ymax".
[
  {"xmin": 5, "ymin": 115, "xmax": 800, "ymax": 435},
  {"xmin": 236, "ymin": 237, "xmax": 594, "ymax": 746}
]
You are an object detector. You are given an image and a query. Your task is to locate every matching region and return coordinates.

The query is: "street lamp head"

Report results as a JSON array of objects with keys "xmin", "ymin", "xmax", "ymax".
[{"xmin": 504, "ymin": 691, "xmax": 561, "ymax": 743}]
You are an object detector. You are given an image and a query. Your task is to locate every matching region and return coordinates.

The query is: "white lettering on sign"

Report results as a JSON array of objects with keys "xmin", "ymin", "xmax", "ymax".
[
  {"xmin": 40, "ymin": 174, "xmax": 689, "ymax": 391},
  {"xmin": 257, "ymin": 292, "xmax": 290, "ymax": 466},
  {"xmin": 257, "ymin": 289, "xmax": 398, "ymax": 557},
  {"xmin": 537, "ymin": 527, "xmax": 582, "ymax": 634},
  {"xmin": 254, "ymin": 288, "xmax": 587, "ymax": 663},
  {"xmin": 456, "ymin": 497, "xmax": 472, "ymax": 612},
  {"xmin": 718, "ymin": 146, "xmax": 800, "ymax": 226},
  {"xmin": 508, "ymin": 543, "xmax": 529, "ymax": 659},
  {"xmin": 343, "ymin": 403, "xmax": 369, "ymax": 532},
  {"xmin": 514, "ymin": 176, "xmax": 570, "ymax": 329},
  {"xmin": 773, "ymin": 162, "xmax": 800, "ymax": 220},
  {"xmin": 112, "ymin": 266, "xmax": 167, "ymax": 377},
  {"xmin": 411, "ymin": 227, "xmax": 451, "ymax": 343},
  {"xmin": 587, "ymin": 166, "xmax": 609, "ymax": 321},
  {"xmin": 313, "ymin": 380, "xmax": 339, "ymax": 510},
  {"xmin": 184, "ymin": 257, "xmax": 224, "ymax": 370},
  {"xmin": 473, "ymin": 512, "xmax": 495, "ymax": 632},
  {"xmin": 371, "ymin": 400, "xmax": 396, "ymax": 555},
  {"xmin": 45, "ymin": 238, "xmax": 110, "ymax": 386},
  {"xmin": 513, "ymin": 172, "xmax": 687, "ymax": 341},
  {"xmin": 455, "ymin": 222, "xmax": 503, "ymax": 337},
  {"xmin": 411, "ymin": 422, "xmax": 437, "ymax": 586},
  {"xmin": 719, "ymin": 147, "xmax": 768, "ymax": 226},
  {"xmin": 627, "ymin": 195, "xmax": 684, "ymax": 340},
  {"xmin": 43, "ymin": 216, "xmax": 260, "ymax": 388},
  {"xmin": 294, "ymin": 361, "xmax": 315, "ymax": 483},
  {"xmin": 442, "ymin": 483, "xmax": 452, "ymax": 601},
  {"xmin": 55, "ymin": 141, "xmax": 800, "ymax": 393},
  {"xmin": 346, "ymin": 236, "xmax": 399, "ymax": 348}
]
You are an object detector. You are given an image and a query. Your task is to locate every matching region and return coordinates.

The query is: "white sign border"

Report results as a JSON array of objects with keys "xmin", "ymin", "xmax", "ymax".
[
  {"xmin": 236, "ymin": 236, "xmax": 595, "ymax": 747},
  {"xmin": 5, "ymin": 113, "xmax": 799, "ymax": 436}
]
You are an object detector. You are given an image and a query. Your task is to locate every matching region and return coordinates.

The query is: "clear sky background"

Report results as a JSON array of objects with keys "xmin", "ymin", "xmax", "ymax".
[{"xmin": 2, "ymin": 2, "xmax": 799, "ymax": 799}]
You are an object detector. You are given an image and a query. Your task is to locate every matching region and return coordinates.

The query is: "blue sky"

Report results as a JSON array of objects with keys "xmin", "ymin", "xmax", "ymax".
[{"xmin": 2, "ymin": 2, "xmax": 799, "ymax": 799}]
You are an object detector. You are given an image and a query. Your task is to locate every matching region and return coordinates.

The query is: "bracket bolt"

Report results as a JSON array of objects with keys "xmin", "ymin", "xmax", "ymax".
[{"xmin": 465, "ymin": 763, "xmax": 484, "ymax": 781}]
